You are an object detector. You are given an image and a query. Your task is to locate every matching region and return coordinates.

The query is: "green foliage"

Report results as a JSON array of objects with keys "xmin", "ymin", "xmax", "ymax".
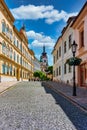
[
  {"xmin": 48, "ymin": 66, "xmax": 53, "ymax": 74},
  {"xmin": 33, "ymin": 71, "xmax": 40, "ymax": 78},
  {"xmin": 33, "ymin": 71, "xmax": 47, "ymax": 80}
]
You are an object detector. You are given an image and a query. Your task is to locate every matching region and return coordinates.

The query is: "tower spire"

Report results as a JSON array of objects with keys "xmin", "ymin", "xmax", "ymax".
[{"xmin": 43, "ymin": 45, "xmax": 45, "ymax": 53}]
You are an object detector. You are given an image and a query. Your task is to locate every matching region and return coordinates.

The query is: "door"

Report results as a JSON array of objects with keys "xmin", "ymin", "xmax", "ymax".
[
  {"xmin": 80, "ymin": 63, "xmax": 87, "ymax": 86},
  {"xmin": 16, "ymin": 68, "xmax": 20, "ymax": 81}
]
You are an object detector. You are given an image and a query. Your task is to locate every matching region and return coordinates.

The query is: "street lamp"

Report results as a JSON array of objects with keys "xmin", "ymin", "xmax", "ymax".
[{"xmin": 71, "ymin": 40, "xmax": 78, "ymax": 96}]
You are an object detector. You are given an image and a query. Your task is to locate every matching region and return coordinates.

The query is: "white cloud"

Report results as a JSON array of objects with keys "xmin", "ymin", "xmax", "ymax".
[
  {"xmin": 27, "ymin": 30, "xmax": 55, "ymax": 48},
  {"xmin": 10, "ymin": 5, "xmax": 78, "ymax": 24}
]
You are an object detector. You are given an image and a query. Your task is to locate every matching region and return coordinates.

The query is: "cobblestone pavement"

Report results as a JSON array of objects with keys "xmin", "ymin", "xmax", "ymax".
[
  {"xmin": 0, "ymin": 81, "xmax": 87, "ymax": 130},
  {"xmin": 43, "ymin": 81, "xmax": 87, "ymax": 111}
]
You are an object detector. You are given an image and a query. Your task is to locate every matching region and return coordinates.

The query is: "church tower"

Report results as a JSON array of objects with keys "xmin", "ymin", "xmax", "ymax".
[{"xmin": 40, "ymin": 45, "xmax": 48, "ymax": 72}]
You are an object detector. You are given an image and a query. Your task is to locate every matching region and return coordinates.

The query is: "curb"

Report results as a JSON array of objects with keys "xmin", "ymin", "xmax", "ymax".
[{"xmin": 43, "ymin": 82, "xmax": 87, "ymax": 113}]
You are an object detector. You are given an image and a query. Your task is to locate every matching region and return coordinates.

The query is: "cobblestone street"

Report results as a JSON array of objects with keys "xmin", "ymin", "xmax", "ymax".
[{"xmin": 0, "ymin": 81, "xmax": 87, "ymax": 130}]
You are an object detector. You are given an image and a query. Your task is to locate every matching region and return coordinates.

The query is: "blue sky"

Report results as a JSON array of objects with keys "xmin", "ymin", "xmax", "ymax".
[{"xmin": 5, "ymin": 0, "xmax": 86, "ymax": 65}]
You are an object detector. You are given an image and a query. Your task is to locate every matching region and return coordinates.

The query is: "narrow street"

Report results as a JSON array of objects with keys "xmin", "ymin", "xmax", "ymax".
[{"xmin": 0, "ymin": 82, "xmax": 87, "ymax": 130}]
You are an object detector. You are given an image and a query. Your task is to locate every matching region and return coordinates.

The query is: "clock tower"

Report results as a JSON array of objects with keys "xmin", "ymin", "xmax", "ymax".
[{"xmin": 40, "ymin": 46, "xmax": 48, "ymax": 72}]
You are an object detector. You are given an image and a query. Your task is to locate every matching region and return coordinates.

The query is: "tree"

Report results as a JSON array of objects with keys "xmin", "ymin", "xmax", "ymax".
[
  {"xmin": 33, "ymin": 71, "xmax": 40, "ymax": 78},
  {"xmin": 48, "ymin": 66, "xmax": 53, "ymax": 74},
  {"xmin": 33, "ymin": 71, "xmax": 47, "ymax": 80}
]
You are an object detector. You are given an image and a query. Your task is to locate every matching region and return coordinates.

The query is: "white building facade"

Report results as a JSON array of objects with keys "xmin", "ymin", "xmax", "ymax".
[
  {"xmin": 52, "ymin": 17, "xmax": 76, "ymax": 84},
  {"xmin": 33, "ymin": 57, "xmax": 41, "ymax": 72}
]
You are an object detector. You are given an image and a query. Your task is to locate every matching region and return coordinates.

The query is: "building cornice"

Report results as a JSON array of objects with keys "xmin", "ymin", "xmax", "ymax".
[
  {"xmin": 71, "ymin": 2, "xmax": 87, "ymax": 28},
  {"xmin": 0, "ymin": 0, "xmax": 15, "ymax": 23}
]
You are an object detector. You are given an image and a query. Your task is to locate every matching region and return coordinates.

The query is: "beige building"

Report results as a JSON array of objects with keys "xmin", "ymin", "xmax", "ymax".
[
  {"xmin": 0, "ymin": 0, "xmax": 34, "ymax": 82},
  {"xmin": 52, "ymin": 17, "xmax": 76, "ymax": 84}
]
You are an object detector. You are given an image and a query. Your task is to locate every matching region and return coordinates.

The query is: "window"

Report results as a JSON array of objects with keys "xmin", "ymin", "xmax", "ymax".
[
  {"xmin": 68, "ymin": 65, "xmax": 72, "ymax": 73},
  {"xmin": 17, "ymin": 40, "xmax": 19, "ymax": 48},
  {"xmin": 53, "ymin": 56, "xmax": 55, "ymax": 64},
  {"xmin": 59, "ymin": 46, "xmax": 61, "ymax": 57},
  {"xmin": 5, "ymin": 65, "xmax": 7, "ymax": 74},
  {"xmin": 57, "ymin": 50, "xmax": 58, "ymax": 60},
  {"xmin": 10, "ymin": 65, "xmax": 12, "ymax": 75},
  {"xmin": 2, "ymin": 64, "xmax": 5, "ymax": 74},
  {"xmin": 10, "ymin": 48, "xmax": 13, "ymax": 59},
  {"xmin": 10, "ymin": 30, "xmax": 12, "ymax": 41},
  {"xmin": 56, "ymin": 68, "xmax": 58, "ymax": 76},
  {"xmin": 80, "ymin": 30, "xmax": 84, "ymax": 47},
  {"xmin": 17, "ymin": 54, "xmax": 19, "ymax": 63},
  {"xmin": 2, "ymin": 42, "xmax": 6, "ymax": 54},
  {"xmin": 2, "ymin": 21, "xmax": 6, "ymax": 33},
  {"xmin": 14, "ymin": 52, "xmax": 16, "ymax": 61},
  {"xmin": 6, "ymin": 25, "xmax": 9, "ymax": 37},
  {"xmin": 69, "ymin": 35, "xmax": 72, "ymax": 49},
  {"xmin": 53, "ymin": 71, "xmax": 55, "ymax": 77},
  {"xmin": 6, "ymin": 45, "xmax": 10, "ymax": 57},
  {"xmin": 14, "ymin": 37, "xmax": 16, "ymax": 45},
  {"xmin": 64, "ymin": 63, "xmax": 67, "ymax": 74},
  {"xmin": 59, "ymin": 66, "xmax": 61, "ymax": 75},
  {"xmin": 14, "ymin": 68, "xmax": 15, "ymax": 76},
  {"xmin": 7, "ymin": 65, "xmax": 9, "ymax": 75},
  {"xmin": 64, "ymin": 41, "xmax": 66, "ymax": 53}
]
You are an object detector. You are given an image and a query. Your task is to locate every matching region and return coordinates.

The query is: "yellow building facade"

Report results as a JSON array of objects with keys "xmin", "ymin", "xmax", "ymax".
[{"xmin": 0, "ymin": 0, "xmax": 34, "ymax": 82}]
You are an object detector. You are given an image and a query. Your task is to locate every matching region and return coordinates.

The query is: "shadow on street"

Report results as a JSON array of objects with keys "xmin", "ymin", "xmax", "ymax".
[{"xmin": 41, "ymin": 82, "xmax": 87, "ymax": 130}]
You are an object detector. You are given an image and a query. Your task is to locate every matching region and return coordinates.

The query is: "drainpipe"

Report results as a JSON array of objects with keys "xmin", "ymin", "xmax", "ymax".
[{"xmin": 61, "ymin": 37, "xmax": 64, "ymax": 81}]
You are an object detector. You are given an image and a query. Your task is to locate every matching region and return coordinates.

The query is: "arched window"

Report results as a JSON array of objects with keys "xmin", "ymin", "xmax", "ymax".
[
  {"xmin": 2, "ymin": 20, "xmax": 6, "ymax": 33},
  {"xmin": 2, "ymin": 41, "xmax": 6, "ymax": 54},
  {"xmin": 6, "ymin": 25, "xmax": 9, "ymax": 37},
  {"xmin": 10, "ymin": 47, "xmax": 13, "ymax": 59},
  {"xmin": 6, "ymin": 44, "xmax": 10, "ymax": 57}
]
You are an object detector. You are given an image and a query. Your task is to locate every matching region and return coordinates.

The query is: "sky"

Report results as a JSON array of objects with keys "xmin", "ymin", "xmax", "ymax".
[{"xmin": 5, "ymin": 0, "xmax": 86, "ymax": 66}]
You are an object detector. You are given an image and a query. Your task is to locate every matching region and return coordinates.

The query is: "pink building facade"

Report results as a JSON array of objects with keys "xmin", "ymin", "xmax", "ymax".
[{"xmin": 71, "ymin": 2, "xmax": 87, "ymax": 87}]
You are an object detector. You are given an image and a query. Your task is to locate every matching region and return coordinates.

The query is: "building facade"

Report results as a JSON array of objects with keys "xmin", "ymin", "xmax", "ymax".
[
  {"xmin": 52, "ymin": 17, "xmax": 75, "ymax": 84},
  {"xmin": 71, "ymin": 2, "xmax": 87, "ymax": 87},
  {"xmin": 0, "ymin": 0, "xmax": 34, "ymax": 82},
  {"xmin": 33, "ymin": 56, "xmax": 41, "ymax": 72},
  {"xmin": 52, "ymin": 2, "xmax": 87, "ymax": 87}
]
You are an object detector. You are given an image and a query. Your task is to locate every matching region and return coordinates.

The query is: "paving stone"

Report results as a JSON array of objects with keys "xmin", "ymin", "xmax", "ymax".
[{"xmin": 0, "ymin": 81, "xmax": 86, "ymax": 130}]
